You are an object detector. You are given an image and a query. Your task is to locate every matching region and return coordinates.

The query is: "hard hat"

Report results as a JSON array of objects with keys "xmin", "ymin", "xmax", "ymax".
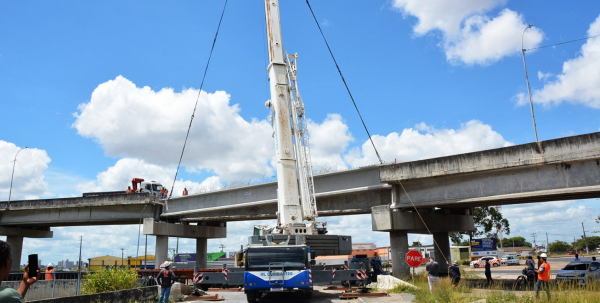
[
  {"xmin": 540, "ymin": 253, "xmax": 548, "ymax": 258},
  {"xmin": 454, "ymin": 261, "xmax": 459, "ymax": 266},
  {"xmin": 161, "ymin": 261, "xmax": 171, "ymax": 268},
  {"xmin": 47, "ymin": 263, "xmax": 54, "ymax": 267}
]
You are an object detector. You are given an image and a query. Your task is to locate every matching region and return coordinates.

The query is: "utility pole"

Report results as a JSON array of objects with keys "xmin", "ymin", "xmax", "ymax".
[
  {"xmin": 219, "ymin": 244, "xmax": 226, "ymax": 253},
  {"xmin": 121, "ymin": 248, "xmax": 124, "ymax": 267},
  {"xmin": 582, "ymin": 222, "xmax": 590, "ymax": 254},
  {"xmin": 546, "ymin": 233, "xmax": 549, "ymax": 252},
  {"xmin": 77, "ymin": 236, "xmax": 82, "ymax": 295},
  {"xmin": 531, "ymin": 233, "xmax": 537, "ymax": 248}
]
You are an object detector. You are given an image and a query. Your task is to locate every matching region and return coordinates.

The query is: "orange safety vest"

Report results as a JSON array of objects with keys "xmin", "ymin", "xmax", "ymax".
[
  {"xmin": 183, "ymin": 189, "xmax": 188, "ymax": 196},
  {"xmin": 538, "ymin": 262, "xmax": 551, "ymax": 282},
  {"xmin": 126, "ymin": 188, "xmax": 131, "ymax": 194},
  {"xmin": 45, "ymin": 269, "xmax": 54, "ymax": 280}
]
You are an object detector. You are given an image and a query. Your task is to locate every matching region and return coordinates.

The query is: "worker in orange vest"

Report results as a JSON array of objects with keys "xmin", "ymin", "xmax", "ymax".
[
  {"xmin": 164, "ymin": 188, "xmax": 169, "ymax": 198},
  {"xmin": 126, "ymin": 186, "xmax": 132, "ymax": 194},
  {"xmin": 534, "ymin": 253, "xmax": 551, "ymax": 300},
  {"xmin": 183, "ymin": 188, "xmax": 188, "ymax": 196},
  {"xmin": 160, "ymin": 188, "xmax": 166, "ymax": 198},
  {"xmin": 45, "ymin": 263, "xmax": 54, "ymax": 281}
]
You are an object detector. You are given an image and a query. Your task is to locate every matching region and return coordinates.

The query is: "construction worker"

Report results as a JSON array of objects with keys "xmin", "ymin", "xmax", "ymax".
[
  {"xmin": 126, "ymin": 186, "xmax": 132, "ymax": 194},
  {"xmin": 164, "ymin": 188, "xmax": 169, "ymax": 198},
  {"xmin": 183, "ymin": 187, "xmax": 188, "ymax": 196},
  {"xmin": 534, "ymin": 253, "xmax": 551, "ymax": 300},
  {"xmin": 45, "ymin": 263, "xmax": 54, "ymax": 281},
  {"xmin": 160, "ymin": 188, "xmax": 166, "ymax": 198}
]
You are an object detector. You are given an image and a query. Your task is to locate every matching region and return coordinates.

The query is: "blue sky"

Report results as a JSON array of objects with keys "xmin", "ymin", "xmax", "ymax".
[{"xmin": 1, "ymin": 0, "xmax": 600, "ymax": 265}]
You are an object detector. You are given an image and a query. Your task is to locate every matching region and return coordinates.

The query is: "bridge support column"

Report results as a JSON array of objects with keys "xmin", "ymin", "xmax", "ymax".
[
  {"xmin": 155, "ymin": 235, "xmax": 169, "ymax": 268},
  {"xmin": 0, "ymin": 227, "xmax": 53, "ymax": 272},
  {"xmin": 6, "ymin": 235, "xmax": 23, "ymax": 272},
  {"xmin": 432, "ymin": 232, "xmax": 451, "ymax": 276},
  {"xmin": 196, "ymin": 238, "xmax": 207, "ymax": 269},
  {"xmin": 389, "ymin": 230, "xmax": 409, "ymax": 279}
]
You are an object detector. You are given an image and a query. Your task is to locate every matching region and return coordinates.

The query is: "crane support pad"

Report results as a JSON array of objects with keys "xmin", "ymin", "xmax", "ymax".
[
  {"xmin": 185, "ymin": 294, "xmax": 225, "ymax": 301},
  {"xmin": 340, "ymin": 292, "xmax": 389, "ymax": 299}
]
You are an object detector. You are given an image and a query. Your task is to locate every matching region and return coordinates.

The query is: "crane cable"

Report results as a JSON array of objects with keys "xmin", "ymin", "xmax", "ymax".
[
  {"xmin": 305, "ymin": 0, "xmax": 383, "ymax": 165},
  {"xmin": 305, "ymin": 0, "xmax": 451, "ymax": 265},
  {"xmin": 166, "ymin": 0, "xmax": 229, "ymax": 210}
]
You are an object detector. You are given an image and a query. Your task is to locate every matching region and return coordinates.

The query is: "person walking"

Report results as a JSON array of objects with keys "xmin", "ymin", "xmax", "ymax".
[
  {"xmin": 183, "ymin": 187, "xmax": 188, "ymax": 196},
  {"xmin": 448, "ymin": 261, "xmax": 461, "ymax": 289},
  {"xmin": 0, "ymin": 240, "xmax": 40, "ymax": 302},
  {"xmin": 534, "ymin": 253, "xmax": 551, "ymax": 300},
  {"xmin": 45, "ymin": 263, "xmax": 54, "ymax": 281},
  {"xmin": 156, "ymin": 261, "xmax": 177, "ymax": 303},
  {"xmin": 425, "ymin": 257, "xmax": 440, "ymax": 294},
  {"xmin": 484, "ymin": 259, "xmax": 493, "ymax": 286},
  {"xmin": 574, "ymin": 253, "xmax": 581, "ymax": 261}
]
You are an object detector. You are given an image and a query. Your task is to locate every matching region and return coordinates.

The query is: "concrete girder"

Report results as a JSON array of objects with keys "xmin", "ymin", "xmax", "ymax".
[
  {"xmin": 371, "ymin": 205, "xmax": 474, "ymax": 233},
  {"xmin": 142, "ymin": 219, "xmax": 226, "ymax": 238}
]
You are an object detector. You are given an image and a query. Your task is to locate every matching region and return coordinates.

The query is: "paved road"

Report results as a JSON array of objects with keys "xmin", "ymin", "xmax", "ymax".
[
  {"xmin": 466, "ymin": 255, "xmax": 599, "ymax": 279},
  {"xmin": 189, "ymin": 287, "xmax": 415, "ymax": 302}
]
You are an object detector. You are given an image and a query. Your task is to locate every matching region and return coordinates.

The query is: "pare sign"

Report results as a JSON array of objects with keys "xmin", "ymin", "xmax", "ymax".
[{"xmin": 405, "ymin": 250, "xmax": 424, "ymax": 267}]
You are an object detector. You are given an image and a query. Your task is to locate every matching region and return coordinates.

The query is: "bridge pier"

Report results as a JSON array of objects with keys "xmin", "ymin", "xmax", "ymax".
[
  {"xmin": 372, "ymin": 205, "xmax": 473, "ymax": 279},
  {"xmin": 0, "ymin": 227, "xmax": 53, "ymax": 271},
  {"xmin": 143, "ymin": 219, "xmax": 226, "ymax": 268}
]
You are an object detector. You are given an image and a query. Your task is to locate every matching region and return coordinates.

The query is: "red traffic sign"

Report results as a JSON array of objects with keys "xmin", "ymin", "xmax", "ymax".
[{"xmin": 405, "ymin": 250, "xmax": 423, "ymax": 267}]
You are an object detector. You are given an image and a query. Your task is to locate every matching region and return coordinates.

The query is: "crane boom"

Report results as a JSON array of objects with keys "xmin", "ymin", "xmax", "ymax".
[{"xmin": 264, "ymin": 0, "xmax": 318, "ymax": 235}]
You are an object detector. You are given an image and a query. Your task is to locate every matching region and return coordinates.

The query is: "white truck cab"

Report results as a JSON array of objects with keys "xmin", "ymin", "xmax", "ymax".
[{"xmin": 140, "ymin": 181, "xmax": 164, "ymax": 198}]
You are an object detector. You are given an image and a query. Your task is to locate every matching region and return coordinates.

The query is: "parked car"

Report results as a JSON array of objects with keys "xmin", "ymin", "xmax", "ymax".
[
  {"xmin": 470, "ymin": 257, "xmax": 500, "ymax": 268},
  {"xmin": 556, "ymin": 261, "xmax": 600, "ymax": 286},
  {"xmin": 501, "ymin": 255, "xmax": 520, "ymax": 266}
]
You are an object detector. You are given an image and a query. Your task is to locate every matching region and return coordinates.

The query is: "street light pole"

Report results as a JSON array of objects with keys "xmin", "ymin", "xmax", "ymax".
[
  {"xmin": 121, "ymin": 248, "xmax": 124, "ymax": 267},
  {"xmin": 521, "ymin": 25, "xmax": 541, "ymax": 152},
  {"xmin": 8, "ymin": 146, "xmax": 28, "ymax": 208}
]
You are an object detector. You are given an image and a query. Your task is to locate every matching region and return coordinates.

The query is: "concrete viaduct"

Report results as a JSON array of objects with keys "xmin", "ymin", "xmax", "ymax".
[{"xmin": 1, "ymin": 132, "xmax": 599, "ymax": 277}]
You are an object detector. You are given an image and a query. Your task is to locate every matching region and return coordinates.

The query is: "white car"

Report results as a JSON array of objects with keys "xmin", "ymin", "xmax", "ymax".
[
  {"xmin": 501, "ymin": 255, "xmax": 520, "ymax": 266},
  {"xmin": 470, "ymin": 257, "xmax": 500, "ymax": 268}
]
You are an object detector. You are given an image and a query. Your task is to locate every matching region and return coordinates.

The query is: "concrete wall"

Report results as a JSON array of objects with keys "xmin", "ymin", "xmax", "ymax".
[
  {"xmin": 1, "ymin": 280, "xmax": 78, "ymax": 301},
  {"xmin": 26, "ymin": 286, "xmax": 158, "ymax": 303}
]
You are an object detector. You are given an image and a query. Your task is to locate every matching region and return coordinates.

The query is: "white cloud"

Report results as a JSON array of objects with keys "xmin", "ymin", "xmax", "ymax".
[
  {"xmin": 77, "ymin": 158, "xmax": 221, "ymax": 197},
  {"xmin": 0, "ymin": 141, "xmax": 51, "ymax": 200},
  {"xmin": 518, "ymin": 15, "xmax": 600, "ymax": 109},
  {"xmin": 73, "ymin": 76, "xmax": 274, "ymax": 181},
  {"xmin": 344, "ymin": 120, "xmax": 512, "ymax": 167},
  {"xmin": 537, "ymin": 71, "xmax": 553, "ymax": 81},
  {"xmin": 393, "ymin": 0, "xmax": 543, "ymax": 65},
  {"xmin": 307, "ymin": 114, "xmax": 353, "ymax": 171}
]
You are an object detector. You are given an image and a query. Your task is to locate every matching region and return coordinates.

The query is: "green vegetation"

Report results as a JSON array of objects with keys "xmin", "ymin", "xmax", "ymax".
[
  {"xmin": 82, "ymin": 267, "xmax": 139, "ymax": 294},
  {"xmin": 573, "ymin": 236, "xmax": 600, "ymax": 251},
  {"xmin": 502, "ymin": 236, "xmax": 533, "ymax": 248},
  {"xmin": 389, "ymin": 274, "xmax": 600, "ymax": 303},
  {"xmin": 548, "ymin": 240, "xmax": 572, "ymax": 252}
]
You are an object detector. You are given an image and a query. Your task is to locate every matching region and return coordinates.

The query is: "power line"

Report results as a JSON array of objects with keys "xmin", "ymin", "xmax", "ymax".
[
  {"xmin": 305, "ymin": 0, "xmax": 383, "ymax": 165},
  {"xmin": 167, "ymin": 0, "xmax": 229, "ymax": 206},
  {"xmin": 525, "ymin": 34, "xmax": 600, "ymax": 51}
]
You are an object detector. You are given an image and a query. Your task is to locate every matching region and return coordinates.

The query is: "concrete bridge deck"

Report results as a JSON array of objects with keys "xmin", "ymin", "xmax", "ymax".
[{"xmin": 1, "ymin": 132, "xmax": 598, "ymax": 225}]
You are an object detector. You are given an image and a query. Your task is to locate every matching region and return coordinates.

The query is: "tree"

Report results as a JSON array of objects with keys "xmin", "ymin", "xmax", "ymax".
[
  {"xmin": 411, "ymin": 241, "xmax": 422, "ymax": 247},
  {"xmin": 503, "ymin": 236, "xmax": 532, "ymax": 248},
  {"xmin": 449, "ymin": 233, "xmax": 470, "ymax": 246},
  {"xmin": 451, "ymin": 206, "xmax": 510, "ymax": 247},
  {"xmin": 573, "ymin": 236, "xmax": 600, "ymax": 251},
  {"xmin": 548, "ymin": 240, "xmax": 572, "ymax": 252}
]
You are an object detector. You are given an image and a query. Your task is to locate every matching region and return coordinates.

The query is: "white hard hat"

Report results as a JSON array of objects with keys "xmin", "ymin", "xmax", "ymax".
[
  {"xmin": 540, "ymin": 253, "xmax": 548, "ymax": 258},
  {"xmin": 47, "ymin": 263, "xmax": 54, "ymax": 267},
  {"xmin": 160, "ymin": 261, "xmax": 171, "ymax": 268}
]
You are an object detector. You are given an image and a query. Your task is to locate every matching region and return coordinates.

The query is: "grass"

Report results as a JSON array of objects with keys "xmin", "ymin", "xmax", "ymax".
[{"xmin": 388, "ymin": 274, "xmax": 600, "ymax": 303}]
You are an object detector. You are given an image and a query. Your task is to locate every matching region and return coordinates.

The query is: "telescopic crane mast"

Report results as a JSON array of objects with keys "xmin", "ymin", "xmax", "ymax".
[{"xmin": 263, "ymin": 0, "xmax": 319, "ymax": 236}]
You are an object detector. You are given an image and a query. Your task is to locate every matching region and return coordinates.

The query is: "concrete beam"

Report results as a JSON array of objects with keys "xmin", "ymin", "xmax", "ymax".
[
  {"xmin": 0, "ymin": 226, "xmax": 52, "ymax": 238},
  {"xmin": 142, "ymin": 219, "xmax": 226, "ymax": 239},
  {"xmin": 372, "ymin": 205, "xmax": 474, "ymax": 233},
  {"xmin": 0, "ymin": 204, "xmax": 161, "ymax": 226}
]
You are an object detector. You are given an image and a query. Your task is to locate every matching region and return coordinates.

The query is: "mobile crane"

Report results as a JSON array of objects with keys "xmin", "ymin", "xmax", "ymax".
[{"xmin": 242, "ymin": 1, "xmax": 352, "ymax": 301}]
